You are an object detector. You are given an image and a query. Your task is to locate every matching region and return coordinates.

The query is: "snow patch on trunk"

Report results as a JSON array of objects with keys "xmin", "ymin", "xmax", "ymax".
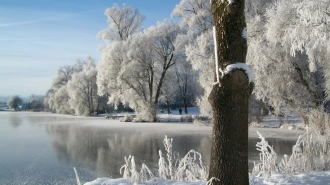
[
  {"xmin": 228, "ymin": 0, "xmax": 234, "ymax": 4},
  {"xmin": 242, "ymin": 27, "xmax": 247, "ymax": 40},
  {"xmin": 213, "ymin": 26, "xmax": 220, "ymax": 85},
  {"xmin": 223, "ymin": 63, "xmax": 254, "ymax": 83}
]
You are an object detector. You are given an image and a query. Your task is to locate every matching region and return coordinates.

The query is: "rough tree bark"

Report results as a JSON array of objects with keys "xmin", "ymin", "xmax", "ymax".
[{"xmin": 208, "ymin": 0, "xmax": 252, "ymax": 184}]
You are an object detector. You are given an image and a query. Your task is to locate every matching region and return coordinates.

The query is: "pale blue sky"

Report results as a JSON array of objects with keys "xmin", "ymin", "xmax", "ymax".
[{"xmin": 0, "ymin": 0, "xmax": 180, "ymax": 96}]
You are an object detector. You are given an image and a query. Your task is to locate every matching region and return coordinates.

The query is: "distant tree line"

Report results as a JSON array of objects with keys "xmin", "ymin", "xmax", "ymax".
[{"xmin": 6, "ymin": 94, "xmax": 44, "ymax": 111}]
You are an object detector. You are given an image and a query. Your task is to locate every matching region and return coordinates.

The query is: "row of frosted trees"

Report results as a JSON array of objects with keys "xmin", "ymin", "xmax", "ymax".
[
  {"xmin": 45, "ymin": 3, "xmax": 203, "ymax": 118},
  {"xmin": 44, "ymin": 58, "xmax": 107, "ymax": 116},
  {"xmin": 45, "ymin": 0, "xmax": 330, "ymax": 121},
  {"xmin": 96, "ymin": 4, "xmax": 205, "ymax": 121}
]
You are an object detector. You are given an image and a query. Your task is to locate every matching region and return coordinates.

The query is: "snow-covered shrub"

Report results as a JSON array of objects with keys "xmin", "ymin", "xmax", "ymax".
[
  {"xmin": 163, "ymin": 135, "xmax": 174, "ymax": 179},
  {"xmin": 181, "ymin": 115, "xmax": 193, "ymax": 122},
  {"xmin": 119, "ymin": 155, "xmax": 154, "ymax": 183},
  {"xmin": 307, "ymin": 109, "xmax": 330, "ymax": 135},
  {"xmin": 206, "ymin": 177, "xmax": 220, "ymax": 185},
  {"xmin": 159, "ymin": 135, "xmax": 207, "ymax": 181},
  {"xmin": 158, "ymin": 150, "xmax": 169, "ymax": 180},
  {"xmin": 174, "ymin": 149, "xmax": 207, "ymax": 181},
  {"xmin": 73, "ymin": 167, "xmax": 82, "ymax": 185},
  {"xmin": 278, "ymin": 133, "xmax": 309, "ymax": 174},
  {"xmin": 252, "ymin": 131, "xmax": 278, "ymax": 177},
  {"xmin": 120, "ymin": 135, "xmax": 207, "ymax": 183},
  {"xmin": 139, "ymin": 163, "xmax": 154, "ymax": 182},
  {"xmin": 120, "ymin": 114, "xmax": 133, "ymax": 122},
  {"xmin": 134, "ymin": 104, "xmax": 158, "ymax": 122},
  {"xmin": 193, "ymin": 115, "xmax": 211, "ymax": 126},
  {"xmin": 194, "ymin": 115, "xmax": 209, "ymax": 121},
  {"xmin": 278, "ymin": 125, "xmax": 329, "ymax": 173},
  {"xmin": 306, "ymin": 109, "xmax": 330, "ymax": 170},
  {"xmin": 278, "ymin": 110, "xmax": 330, "ymax": 173},
  {"xmin": 254, "ymin": 110, "xmax": 330, "ymax": 176}
]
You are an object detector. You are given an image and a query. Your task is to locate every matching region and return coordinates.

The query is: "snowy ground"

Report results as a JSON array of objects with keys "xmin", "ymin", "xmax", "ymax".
[
  {"xmin": 249, "ymin": 115, "xmax": 304, "ymax": 130},
  {"xmin": 83, "ymin": 171, "xmax": 330, "ymax": 185}
]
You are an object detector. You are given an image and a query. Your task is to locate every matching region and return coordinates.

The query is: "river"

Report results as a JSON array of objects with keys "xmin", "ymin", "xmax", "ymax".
[{"xmin": 0, "ymin": 112, "xmax": 300, "ymax": 184}]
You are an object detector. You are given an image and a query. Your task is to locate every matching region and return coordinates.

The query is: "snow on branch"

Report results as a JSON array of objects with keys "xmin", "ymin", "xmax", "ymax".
[
  {"xmin": 242, "ymin": 27, "xmax": 247, "ymax": 40},
  {"xmin": 222, "ymin": 63, "xmax": 254, "ymax": 83},
  {"xmin": 228, "ymin": 0, "xmax": 234, "ymax": 4},
  {"xmin": 213, "ymin": 26, "xmax": 220, "ymax": 85},
  {"xmin": 211, "ymin": 0, "xmax": 234, "ymax": 4}
]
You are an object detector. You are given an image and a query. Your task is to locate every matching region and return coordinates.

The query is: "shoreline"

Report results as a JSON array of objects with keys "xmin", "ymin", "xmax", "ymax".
[{"xmin": 0, "ymin": 111, "xmax": 304, "ymax": 140}]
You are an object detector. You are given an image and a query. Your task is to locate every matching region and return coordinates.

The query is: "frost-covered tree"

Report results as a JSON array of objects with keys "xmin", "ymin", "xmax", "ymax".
[
  {"xmin": 47, "ymin": 60, "xmax": 86, "ymax": 114},
  {"xmin": 43, "ymin": 89, "xmax": 53, "ymax": 111},
  {"xmin": 67, "ymin": 58, "xmax": 100, "ymax": 116},
  {"xmin": 53, "ymin": 85, "xmax": 73, "ymax": 114},
  {"xmin": 160, "ymin": 63, "xmax": 200, "ymax": 115},
  {"xmin": 97, "ymin": 3, "xmax": 146, "ymax": 113},
  {"xmin": 29, "ymin": 94, "xmax": 44, "ymax": 110},
  {"xmin": 7, "ymin": 95, "xmax": 23, "ymax": 111},
  {"xmin": 98, "ymin": 21, "xmax": 181, "ymax": 121},
  {"xmin": 47, "ymin": 58, "xmax": 104, "ymax": 116},
  {"xmin": 98, "ymin": 3, "xmax": 145, "ymax": 42},
  {"xmin": 172, "ymin": 0, "xmax": 212, "ymax": 35},
  {"xmin": 247, "ymin": 0, "xmax": 330, "ymax": 118},
  {"xmin": 174, "ymin": 60, "xmax": 201, "ymax": 114},
  {"xmin": 145, "ymin": 22, "xmax": 180, "ymax": 120},
  {"xmin": 97, "ymin": 41, "xmax": 127, "ymax": 99},
  {"xmin": 172, "ymin": 0, "xmax": 213, "ymax": 115},
  {"xmin": 170, "ymin": 32, "xmax": 202, "ymax": 114},
  {"xmin": 160, "ymin": 69, "xmax": 180, "ymax": 114},
  {"xmin": 51, "ymin": 62, "xmax": 84, "ymax": 91},
  {"xmin": 51, "ymin": 65, "xmax": 74, "ymax": 90}
]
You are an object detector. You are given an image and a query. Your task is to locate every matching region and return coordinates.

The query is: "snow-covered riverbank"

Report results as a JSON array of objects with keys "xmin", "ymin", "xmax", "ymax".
[
  {"xmin": 6, "ymin": 111, "xmax": 304, "ymax": 140},
  {"xmin": 83, "ymin": 171, "xmax": 330, "ymax": 185}
]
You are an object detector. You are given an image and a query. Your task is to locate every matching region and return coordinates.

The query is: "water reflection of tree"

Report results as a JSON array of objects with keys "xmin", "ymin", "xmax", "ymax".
[
  {"xmin": 27, "ymin": 115, "xmax": 78, "ymax": 126},
  {"xmin": 8, "ymin": 115, "xmax": 23, "ymax": 127},
  {"xmin": 27, "ymin": 115, "xmax": 58, "ymax": 126},
  {"xmin": 46, "ymin": 124, "xmax": 162, "ymax": 178},
  {"xmin": 46, "ymin": 123, "xmax": 212, "ymax": 178},
  {"xmin": 6, "ymin": 113, "xmax": 79, "ymax": 128},
  {"xmin": 268, "ymin": 139, "xmax": 296, "ymax": 157}
]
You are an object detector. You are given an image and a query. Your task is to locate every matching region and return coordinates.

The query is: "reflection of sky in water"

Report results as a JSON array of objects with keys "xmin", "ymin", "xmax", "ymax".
[
  {"xmin": 0, "ymin": 113, "xmax": 297, "ymax": 184},
  {"xmin": 46, "ymin": 123, "xmax": 213, "ymax": 179}
]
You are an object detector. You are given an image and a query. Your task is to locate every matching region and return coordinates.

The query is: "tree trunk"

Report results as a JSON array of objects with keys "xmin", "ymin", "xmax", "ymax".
[
  {"xmin": 151, "ymin": 102, "xmax": 158, "ymax": 122},
  {"xmin": 183, "ymin": 97, "xmax": 188, "ymax": 114},
  {"xmin": 208, "ymin": 71, "xmax": 251, "ymax": 184},
  {"xmin": 208, "ymin": 0, "xmax": 252, "ymax": 184},
  {"xmin": 166, "ymin": 98, "xmax": 171, "ymax": 114}
]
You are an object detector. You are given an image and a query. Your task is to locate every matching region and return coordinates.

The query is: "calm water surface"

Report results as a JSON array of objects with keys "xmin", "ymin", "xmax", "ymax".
[{"xmin": 0, "ymin": 112, "xmax": 296, "ymax": 184}]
